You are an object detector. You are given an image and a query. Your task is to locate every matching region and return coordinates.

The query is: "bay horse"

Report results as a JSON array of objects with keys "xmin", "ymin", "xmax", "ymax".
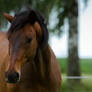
[{"xmin": 0, "ymin": 9, "xmax": 61, "ymax": 92}]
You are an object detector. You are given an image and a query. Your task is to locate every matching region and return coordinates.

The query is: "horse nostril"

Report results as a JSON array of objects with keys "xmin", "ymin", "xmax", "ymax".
[{"xmin": 5, "ymin": 71, "xmax": 20, "ymax": 83}]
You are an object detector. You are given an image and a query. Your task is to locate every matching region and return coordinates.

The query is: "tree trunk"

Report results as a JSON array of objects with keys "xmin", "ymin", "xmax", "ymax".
[{"xmin": 67, "ymin": 0, "xmax": 81, "ymax": 86}]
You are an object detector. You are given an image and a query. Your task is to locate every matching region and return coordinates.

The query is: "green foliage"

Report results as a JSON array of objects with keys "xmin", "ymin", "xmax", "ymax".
[
  {"xmin": 0, "ymin": 0, "xmax": 88, "ymax": 34},
  {"xmin": 0, "ymin": 0, "xmax": 56, "ymax": 29},
  {"xmin": 58, "ymin": 58, "xmax": 92, "ymax": 74}
]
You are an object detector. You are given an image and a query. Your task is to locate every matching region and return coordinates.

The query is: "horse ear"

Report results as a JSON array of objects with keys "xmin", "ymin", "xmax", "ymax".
[
  {"xmin": 33, "ymin": 22, "xmax": 42, "ymax": 39},
  {"xmin": 29, "ymin": 10, "xmax": 49, "ymax": 48},
  {"xmin": 3, "ymin": 13, "xmax": 14, "ymax": 23}
]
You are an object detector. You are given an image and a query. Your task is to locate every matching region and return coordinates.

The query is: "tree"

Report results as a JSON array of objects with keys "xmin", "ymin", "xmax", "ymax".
[
  {"xmin": 0, "ymin": 0, "xmax": 57, "ymax": 28},
  {"xmin": 67, "ymin": 0, "xmax": 80, "ymax": 86},
  {"xmin": 57, "ymin": 0, "xmax": 88, "ymax": 87}
]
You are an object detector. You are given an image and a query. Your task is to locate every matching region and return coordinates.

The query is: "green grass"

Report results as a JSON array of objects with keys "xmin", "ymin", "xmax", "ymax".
[
  {"xmin": 58, "ymin": 58, "xmax": 67, "ymax": 74},
  {"xmin": 61, "ymin": 77, "xmax": 92, "ymax": 92},
  {"xmin": 58, "ymin": 58, "xmax": 92, "ymax": 92},
  {"xmin": 58, "ymin": 58, "xmax": 92, "ymax": 74},
  {"xmin": 80, "ymin": 59, "xmax": 92, "ymax": 74}
]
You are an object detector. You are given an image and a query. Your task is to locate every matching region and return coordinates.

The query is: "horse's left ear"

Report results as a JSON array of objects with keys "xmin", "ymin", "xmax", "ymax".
[
  {"xmin": 3, "ymin": 13, "xmax": 14, "ymax": 23},
  {"xmin": 29, "ymin": 10, "xmax": 49, "ymax": 48},
  {"xmin": 33, "ymin": 22, "xmax": 42, "ymax": 40}
]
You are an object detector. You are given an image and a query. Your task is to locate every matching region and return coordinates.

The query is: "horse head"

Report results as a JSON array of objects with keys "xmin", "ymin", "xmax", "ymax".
[{"xmin": 4, "ymin": 9, "xmax": 49, "ymax": 83}]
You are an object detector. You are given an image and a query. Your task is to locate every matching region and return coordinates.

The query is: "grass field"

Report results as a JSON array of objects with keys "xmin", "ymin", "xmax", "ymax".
[
  {"xmin": 58, "ymin": 58, "xmax": 92, "ymax": 74},
  {"xmin": 58, "ymin": 58, "xmax": 92, "ymax": 92},
  {"xmin": 61, "ymin": 78, "xmax": 92, "ymax": 92}
]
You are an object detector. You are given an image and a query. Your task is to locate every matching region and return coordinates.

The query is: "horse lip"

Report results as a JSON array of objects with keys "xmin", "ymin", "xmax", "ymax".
[
  {"xmin": 5, "ymin": 74, "xmax": 20, "ymax": 84},
  {"xmin": 5, "ymin": 71, "xmax": 21, "ymax": 84},
  {"xmin": 5, "ymin": 77, "xmax": 8, "ymax": 82},
  {"xmin": 5, "ymin": 77, "xmax": 20, "ymax": 84}
]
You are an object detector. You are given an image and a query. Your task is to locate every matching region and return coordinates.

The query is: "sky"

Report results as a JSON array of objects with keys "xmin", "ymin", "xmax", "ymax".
[{"xmin": 50, "ymin": 0, "xmax": 92, "ymax": 58}]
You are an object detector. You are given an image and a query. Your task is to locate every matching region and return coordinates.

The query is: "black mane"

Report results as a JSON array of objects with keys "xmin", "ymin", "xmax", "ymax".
[
  {"xmin": 9, "ymin": 9, "xmax": 44, "ymax": 32},
  {"xmin": 8, "ymin": 8, "xmax": 49, "ymax": 49}
]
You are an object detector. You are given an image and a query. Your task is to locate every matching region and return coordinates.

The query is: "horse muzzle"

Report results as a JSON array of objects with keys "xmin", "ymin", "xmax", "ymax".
[{"xmin": 5, "ymin": 71, "xmax": 20, "ymax": 83}]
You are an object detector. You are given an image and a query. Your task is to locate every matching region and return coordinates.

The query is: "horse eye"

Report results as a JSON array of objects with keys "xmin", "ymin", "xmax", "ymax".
[
  {"xmin": 26, "ymin": 37, "xmax": 32, "ymax": 43},
  {"xmin": 8, "ymin": 37, "xmax": 10, "ymax": 41}
]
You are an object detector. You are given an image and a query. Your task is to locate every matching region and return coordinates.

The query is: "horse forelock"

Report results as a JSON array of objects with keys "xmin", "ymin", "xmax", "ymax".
[{"xmin": 7, "ymin": 8, "xmax": 49, "ymax": 49}]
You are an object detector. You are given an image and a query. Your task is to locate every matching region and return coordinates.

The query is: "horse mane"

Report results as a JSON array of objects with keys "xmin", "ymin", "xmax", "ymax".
[{"xmin": 8, "ymin": 8, "xmax": 49, "ymax": 49}]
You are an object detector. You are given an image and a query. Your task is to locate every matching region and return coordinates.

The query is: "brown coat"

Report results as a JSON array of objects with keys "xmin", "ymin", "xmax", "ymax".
[{"xmin": 0, "ymin": 32, "xmax": 61, "ymax": 92}]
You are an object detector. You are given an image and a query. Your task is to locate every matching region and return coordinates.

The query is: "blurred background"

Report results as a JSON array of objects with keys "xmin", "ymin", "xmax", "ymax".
[{"xmin": 0, "ymin": 0, "xmax": 92, "ymax": 92}]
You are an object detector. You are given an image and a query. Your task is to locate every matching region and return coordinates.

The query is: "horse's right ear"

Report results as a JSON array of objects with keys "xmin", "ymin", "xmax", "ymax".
[{"xmin": 3, "ymin": 13, "xmax": 14, "ymax": 23}]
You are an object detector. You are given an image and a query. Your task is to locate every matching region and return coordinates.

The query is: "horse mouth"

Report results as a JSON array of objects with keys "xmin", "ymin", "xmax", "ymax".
[
  {"xmin": 5, "ymin": 71, "xmax": 20, "ymax": 84},
  {"xmin": 5, "ymin": 77, "xmax": 20, "ymax": 84}
]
